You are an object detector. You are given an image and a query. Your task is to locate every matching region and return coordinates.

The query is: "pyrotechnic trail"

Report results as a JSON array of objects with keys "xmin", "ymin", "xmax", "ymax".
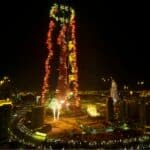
[{"xmin": 41, "ymin": 2, "xmax": 80, "ymax": 107}]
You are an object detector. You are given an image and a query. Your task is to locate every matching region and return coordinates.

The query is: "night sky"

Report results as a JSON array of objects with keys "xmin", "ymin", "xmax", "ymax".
[{"xmin": 0, "ymin": 0, "xmax": 149, "ymax": 91}]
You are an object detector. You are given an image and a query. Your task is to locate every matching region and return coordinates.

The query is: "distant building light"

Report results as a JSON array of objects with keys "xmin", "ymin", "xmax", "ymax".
[
  {"xmin": 87, "ymin": 104, "xmax": 100, "ymax": 117},
  {"xmin": 0, "ymin": 80, "xmax": 4, "ymax": 85},
  {"xmin": 129, "ymin": 91, "xmax": 133, "ymax": 95},
  {"xmin": 35, "ymin": 131, "xmax": 47, "ymax": 137},
  {"xmin": 0, "ymin": 100, "xmax": 12, "ymax": 107}
]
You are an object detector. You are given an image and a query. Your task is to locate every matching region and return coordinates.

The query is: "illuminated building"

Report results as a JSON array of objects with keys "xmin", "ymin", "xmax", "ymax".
[
  {"xmin": 0, "ymin": 101, "xmax": 12, "ymax": 143},
  {"xmin": 41, "ymin": 1, "xmax": 80, "ymax": 108},
  {"xmin": 0, "ymin": 76, "xmax": 11, "ymax": 100},
  {"xmin": 32, "ymin": 131, "xmax": 47, "ymax": 142},
  {"xmin": 86, "ymin": 104, "xmax": 100, "ymax": 117}
]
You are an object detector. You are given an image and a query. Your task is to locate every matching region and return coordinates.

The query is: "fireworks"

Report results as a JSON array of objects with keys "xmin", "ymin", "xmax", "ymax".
[{"xmin": 41, "ymin": 2, "xmax": 79, "ymax": 106}]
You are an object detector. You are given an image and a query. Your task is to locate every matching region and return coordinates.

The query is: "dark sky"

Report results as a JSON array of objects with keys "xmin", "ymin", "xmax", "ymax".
[{"xmin": 0, "ymin": 0, "xmax": 149, "ymax": 91}]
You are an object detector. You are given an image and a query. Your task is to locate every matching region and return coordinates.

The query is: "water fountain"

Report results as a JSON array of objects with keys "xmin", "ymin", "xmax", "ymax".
[{"xmin": 48, "ymin": 97, "xmax": 61, "ymax": 120}]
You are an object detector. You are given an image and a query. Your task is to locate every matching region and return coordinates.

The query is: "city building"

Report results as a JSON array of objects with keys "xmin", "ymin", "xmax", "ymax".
[
  {"xmin": 125, "ymin": 99, "xmax": 139, "ymax": 123},
  {"xmin": 106, "ymin": 97, "xmax": 114, "ymax": 122},
  {"xmin": 0, "ymin": 100, "xmax": 12, "ymax": 143},
  {"xmin": 145, "ymin": 101, "xmax": 150, "ymax": 126},
  {"xmin": 139, "ymin": 99, "xmax": 146, "ymax": 127},
  {"xmin": 31, "ymin": 105, "xmax": 45, "ymax": 129},
  {"xmin": 119, "ymin": 100, "xmax": 126, "ymax": 122}
]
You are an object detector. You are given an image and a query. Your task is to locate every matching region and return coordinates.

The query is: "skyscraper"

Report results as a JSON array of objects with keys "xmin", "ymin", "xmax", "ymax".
[{"xmin": 106, "ymin": 97, "xmax": 114, "ymax": 122}]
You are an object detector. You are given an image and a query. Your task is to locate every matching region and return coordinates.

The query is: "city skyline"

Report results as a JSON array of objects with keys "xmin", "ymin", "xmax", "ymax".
[{"xmin": 0, "ymin": 1, "xmax": 150, "ymax": 149}]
